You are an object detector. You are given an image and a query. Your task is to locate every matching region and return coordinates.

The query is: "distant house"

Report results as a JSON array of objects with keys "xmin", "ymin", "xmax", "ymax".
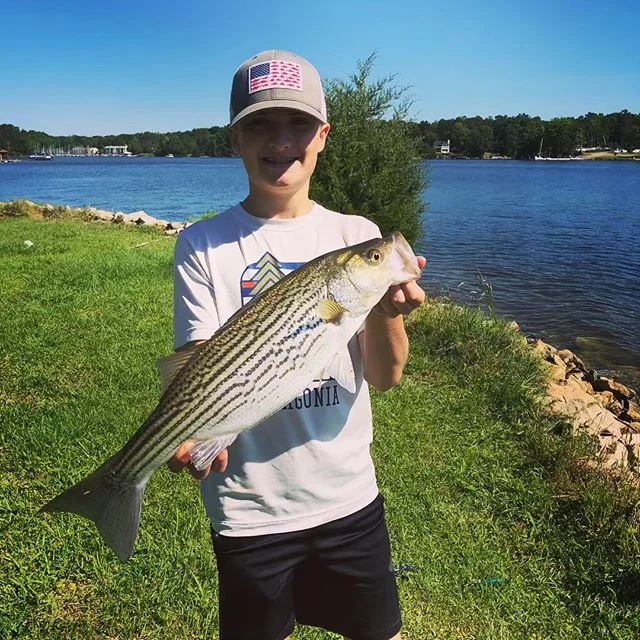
[
  {"xmin": 103, "ymin": 145, "xmax": 133, "ymax": 156},
  {"xmin": 433, "ymin": 139, "xmax": 450, "ymax": 154}
]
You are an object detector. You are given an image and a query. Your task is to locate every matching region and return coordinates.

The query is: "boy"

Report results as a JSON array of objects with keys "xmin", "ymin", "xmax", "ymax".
[{"xmin": 168, "ymin": 49, "xmax": 425, "ymax": 640}]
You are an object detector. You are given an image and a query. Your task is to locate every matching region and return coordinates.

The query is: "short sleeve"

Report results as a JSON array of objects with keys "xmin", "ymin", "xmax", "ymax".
[
  {"xmin": 357, "ymin": 218, "xmax": 382, "ymax": 243},
  {"xmin": 173, "ymin": 232, "xmax": 221, "ymax": 350}
]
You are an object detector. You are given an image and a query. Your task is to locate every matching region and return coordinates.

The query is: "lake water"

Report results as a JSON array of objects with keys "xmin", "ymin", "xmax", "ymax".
[{"xmin": 1, "ymin": 156, "xmax": 639, "ymax": 387}]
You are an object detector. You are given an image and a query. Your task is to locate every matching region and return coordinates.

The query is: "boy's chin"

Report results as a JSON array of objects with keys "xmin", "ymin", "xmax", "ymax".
[
  {"xmin": 259, "ymin": 161, "xmax": 297, "ymax": 180},
  {"xmin": 259, "ymin": 169, "xmax": 304, "ymax": 189}
]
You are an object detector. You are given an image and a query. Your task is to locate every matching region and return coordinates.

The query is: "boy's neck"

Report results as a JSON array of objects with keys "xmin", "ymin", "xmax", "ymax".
[{"xmin": 241, "ymin": 188, "xmax": 315, "ymax": 220}]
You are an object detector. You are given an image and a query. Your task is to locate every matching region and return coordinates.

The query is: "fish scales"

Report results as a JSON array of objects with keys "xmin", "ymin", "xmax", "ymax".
[
  {"xmin": 117, "ymin": 271, "xmax": 325, "ymax": 480},
  {"xmin": 40, "ymin": 233, "xmax": 420, "ymax": 561}
]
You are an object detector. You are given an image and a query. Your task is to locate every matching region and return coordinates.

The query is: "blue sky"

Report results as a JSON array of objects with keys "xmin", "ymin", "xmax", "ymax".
[{"xmin": 2, "ymin": 0, "xmax": 639, "ymax": 136}]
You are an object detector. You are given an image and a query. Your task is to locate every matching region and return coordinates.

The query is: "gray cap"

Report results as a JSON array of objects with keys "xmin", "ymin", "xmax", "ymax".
[{"xmin": 229, "ymin": 50, "xmax": 327, "ymax": 126}]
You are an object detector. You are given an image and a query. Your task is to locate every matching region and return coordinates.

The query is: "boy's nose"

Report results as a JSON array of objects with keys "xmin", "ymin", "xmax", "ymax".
[{"xmin": 266, "ymin": 125, "xmax": 294, "ymax": 150}]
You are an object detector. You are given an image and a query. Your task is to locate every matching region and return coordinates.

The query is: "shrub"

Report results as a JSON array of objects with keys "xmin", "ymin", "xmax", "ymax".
[
  {"xmin": 311, "ymin": 54, "xmax": 426, "ymax": 247},
  {"xmin": 0, "ymin": 199, "xmax": 35, "ymax": 218}
]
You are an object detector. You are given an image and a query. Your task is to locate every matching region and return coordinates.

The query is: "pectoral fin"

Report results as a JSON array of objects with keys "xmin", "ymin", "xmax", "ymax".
[
  {"xmin": 324, "ymin": 350, "xmax": 356, "ymax": 394},
  {"xmin": 317, "ymin": 298, "xmax": 348, "ymax": 323},
  {"xmin": 156, "ymin": 342, "xmax": 204, "ymax": 393},
  {"xmin": 189, "ymin": 436, "xmax": 237, "ymax": 471}
]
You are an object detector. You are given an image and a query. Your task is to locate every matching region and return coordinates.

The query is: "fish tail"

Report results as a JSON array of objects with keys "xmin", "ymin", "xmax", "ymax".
[{"xmin": 40, "ymin": 454, "xmax": 148, "ymax": 562}]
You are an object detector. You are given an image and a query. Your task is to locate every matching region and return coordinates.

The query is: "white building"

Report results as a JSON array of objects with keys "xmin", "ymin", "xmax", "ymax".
[
  {"xmin": 103, "ymin": 145, "xmax": 133, "ymax": 156},
  {"xmin": 433, "ymin": 139, "xmax": 450, "ymax": 154}
]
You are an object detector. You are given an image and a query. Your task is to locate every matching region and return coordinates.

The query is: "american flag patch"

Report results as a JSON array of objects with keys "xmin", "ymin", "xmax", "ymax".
[{"xmin": 248, "ymin": 60, "xmax": 303, "ymax": 94}]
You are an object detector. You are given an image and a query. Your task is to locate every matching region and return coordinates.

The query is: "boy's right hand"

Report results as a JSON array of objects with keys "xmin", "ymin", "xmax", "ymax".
[{"xmin": 167, "ymin": 440, "xmax": 229, "ymax": 479}]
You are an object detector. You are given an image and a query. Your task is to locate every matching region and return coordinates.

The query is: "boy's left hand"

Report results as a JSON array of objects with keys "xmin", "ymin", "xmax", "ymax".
[{"xmin": 374, "ymin": 256, "xmax": 426, "ymax": 318}]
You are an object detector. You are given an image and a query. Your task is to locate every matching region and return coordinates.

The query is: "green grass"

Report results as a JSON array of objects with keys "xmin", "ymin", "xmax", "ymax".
[{"xmin": 1, "ymin": 214, "xmax": 639, "ymax": 639}]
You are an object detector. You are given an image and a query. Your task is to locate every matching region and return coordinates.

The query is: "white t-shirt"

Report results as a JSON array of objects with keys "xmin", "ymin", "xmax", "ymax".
[{"xmin": 173, "ymin": 202, "xmax": 381, "ymax": 536}]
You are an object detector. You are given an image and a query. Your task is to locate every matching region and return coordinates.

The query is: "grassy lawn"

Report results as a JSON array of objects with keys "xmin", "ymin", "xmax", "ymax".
[{"xmin": 1, "ymin": 212, "xmax": 639, "ymax": 639}]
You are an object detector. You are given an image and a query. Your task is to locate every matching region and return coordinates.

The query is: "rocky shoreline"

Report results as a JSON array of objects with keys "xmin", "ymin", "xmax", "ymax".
[
  {"xmin": 2, "ymin": 200, "xmax": 190, "ymax": 235},
  {"xmin": 531, "ymin": 337, "xmax": 639, "ymax": 479},
  {"xmin": 72, "ymin": 204, "xmax": 190, "ymax": 235}
]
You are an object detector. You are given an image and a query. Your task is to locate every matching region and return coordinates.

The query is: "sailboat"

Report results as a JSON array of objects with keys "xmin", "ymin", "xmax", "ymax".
[
  {"xmin": 534, "ymin": 138, "xmax": 582, "ymax": 161},
  {"xmin": 534, "ymin": 138, "xmax": 545, "ymax": 161}
]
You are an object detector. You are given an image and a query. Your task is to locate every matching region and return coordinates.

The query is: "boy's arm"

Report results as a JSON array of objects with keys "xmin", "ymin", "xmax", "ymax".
[{"xmin": 359, "ymin": 256, "xmax": 426, "ymax": 391}]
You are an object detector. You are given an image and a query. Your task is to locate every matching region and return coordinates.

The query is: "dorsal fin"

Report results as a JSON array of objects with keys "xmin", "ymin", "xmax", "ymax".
[{"xmin": 156, "ymin": 342, "xmax": 204, "ymax": 393}]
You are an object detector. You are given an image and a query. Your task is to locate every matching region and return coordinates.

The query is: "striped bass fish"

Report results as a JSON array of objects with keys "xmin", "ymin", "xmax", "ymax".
[{"xmin": 41, "ymin": 232, "xmax": 420, "ymax": 561}]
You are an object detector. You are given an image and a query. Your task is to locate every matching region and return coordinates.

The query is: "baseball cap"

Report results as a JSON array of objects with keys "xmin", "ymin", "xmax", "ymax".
[{"xmin": 229, "ymin": 50, "xmax": 327, "ymax": 126}]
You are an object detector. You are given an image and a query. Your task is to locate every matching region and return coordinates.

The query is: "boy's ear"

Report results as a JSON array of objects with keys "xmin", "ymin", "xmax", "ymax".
[
  {"xmin": 317, "ymin": 122, "xmax": 331, "ymax": 152},
  {"xmin": 230, "ymin": 126, "xmax": 240, "ymax": 154}
]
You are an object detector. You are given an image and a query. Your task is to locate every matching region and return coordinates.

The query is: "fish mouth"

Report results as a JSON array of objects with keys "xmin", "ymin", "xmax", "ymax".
[{"xmin": 391, "ymin": 232, "xmax": 421, "ymax": 283}]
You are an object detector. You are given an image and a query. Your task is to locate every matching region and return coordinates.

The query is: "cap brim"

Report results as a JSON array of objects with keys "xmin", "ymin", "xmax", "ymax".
[{"xmin": 230, "ymin": 100, "xmax": 327, "ymax": 127}]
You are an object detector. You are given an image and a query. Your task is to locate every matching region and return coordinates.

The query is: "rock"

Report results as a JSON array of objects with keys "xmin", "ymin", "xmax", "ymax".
[
  {"xmin": 621, "ymin": 433, "xmax": 640, "ymax": 447},
  {"xmin": 124, "ymin": 211, "xmax": 159, "ymax": 226},
  {"xmin": 546, "ymin": 353, "xmax": 567, "ymax": 382},
  {"xmin": 628, "ymin": 444, "xmax": 640, "ymax": 470},
  {"xmin": 623, "ymin": 401, "xmax": 640, "ymax": 423},
  {"xmin": 507, "ymin": 320, "xmax": 520, "ymax": 332},
  {"xmin": 556, "ymin": 348, "xmax": 574, "ymax": 363},
  {"xmin": 585, "ymin": 369, "xmax": 600, "ymax": 384},
  {"xmin": 601, "ymin": 441, "xmax": 628, "ymax": 469},
  {"xmin": 556, "ymin": 348, "xmax": 587, "ymax": 371},
  {"xmin": 166, "ymin": 221, "xmax": 188, "ymax": 231},
  {"xmin": 579, "ymin": 404, "xmax": 627, "ymax": 440},
  {"xmin": 113, "ymin": 212, "xmax": 125, "ymax": 223},
  {"xmin": 91, "ymin": 209, "xmax": 114, "ymax": 221},
  {"xmin": 566, "ymin": 372, "xmax": 594, "ymax": 395},
  {"xmin": 594, "ymin": 390, "xmax": 625, "ymax": 415},
  {"xmin": 592, "ymin": 377, "xmax": 635, "ymax": 399},
  {"xmin": 547, "ymin": 377, "xmax": 627, "ymax": 441},
  {"xmin": 533, "ymin": 339, "xmax": 555, "ymax": 358}
]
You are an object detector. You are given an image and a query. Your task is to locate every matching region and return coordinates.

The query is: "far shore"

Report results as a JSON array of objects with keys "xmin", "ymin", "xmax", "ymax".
[{"xmin": 3, "ymin": 151, "xmax": 640, "ymax": 163}]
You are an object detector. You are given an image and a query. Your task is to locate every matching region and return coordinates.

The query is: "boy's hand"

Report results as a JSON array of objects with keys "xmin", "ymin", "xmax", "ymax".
[
  {"xmin": 167, "ymin": 440, "xmax": 228, "ymax": 479},
  {"xmin": 374, "ymin": 256, "xmax": 426, "ymax": 318}
]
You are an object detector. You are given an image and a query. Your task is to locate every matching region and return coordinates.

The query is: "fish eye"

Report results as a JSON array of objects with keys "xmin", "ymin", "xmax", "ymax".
[{"xmin": 367, "ymin": 249, "xmax": 382, "ymax": 263}]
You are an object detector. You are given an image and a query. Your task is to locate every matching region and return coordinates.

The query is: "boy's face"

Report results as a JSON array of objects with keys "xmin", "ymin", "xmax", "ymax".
[{"xmin": 231, "ymin": 108, "xmax": 330, "ymax": 195}]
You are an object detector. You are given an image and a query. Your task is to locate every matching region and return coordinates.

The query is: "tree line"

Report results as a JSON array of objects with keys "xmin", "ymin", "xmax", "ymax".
[
  {"xmin": 0, "ymin": 124, "xmax": 233, "ymax": 157},
  {"xmin": 1, "ymin": 110, "xmax": 638, "ymax": 160},
  {"xmin": 413, "ymin": 110, "xmax": 640, "ymax": 158}
]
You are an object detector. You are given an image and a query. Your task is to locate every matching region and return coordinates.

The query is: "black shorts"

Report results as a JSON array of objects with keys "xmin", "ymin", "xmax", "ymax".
[{"xmin": 211, "ymin": 493, "xmax": 401, "ymax": 640}]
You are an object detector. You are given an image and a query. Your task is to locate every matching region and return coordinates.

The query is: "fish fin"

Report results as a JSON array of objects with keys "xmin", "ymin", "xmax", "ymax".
[
  {"xmin": 40, "ymin": 455, "xmax": 148, "ymax": 562},
  {"xmin": 317, "ymin": 298, "xmax": 348, "ymax": 323},
  {"xmin": 325, "ymin": 350, "xmax": 356, "ymax": 394},
  {"xmin": 189, "ymin": 435, "xmax": 237, "ymax": 471},
  {"xmin": 156, "ymin": 343, "xmax": 204, "ymax": 393}
]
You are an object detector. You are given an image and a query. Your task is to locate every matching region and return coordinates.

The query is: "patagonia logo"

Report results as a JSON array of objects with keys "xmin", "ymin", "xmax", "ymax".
[{"xmin": 240, "ymin": 252, "xmax": 303, "ymax": 305}]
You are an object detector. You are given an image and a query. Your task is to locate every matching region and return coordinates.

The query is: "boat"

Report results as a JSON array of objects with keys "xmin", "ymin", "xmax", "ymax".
[
  {"xmin": 534, "ymin": 156, "xmax": 582, "ymax": 161},
  {"xmin": 28, "ymin": 152, "xmax": 53, "ymax": 161},
  {"xmin": 165, "ymin": 154, "xmax": 174, "ymax": 158},
  {"xmin": 534, "ymin": 137, "xmax": 583, "ymax": 161}
]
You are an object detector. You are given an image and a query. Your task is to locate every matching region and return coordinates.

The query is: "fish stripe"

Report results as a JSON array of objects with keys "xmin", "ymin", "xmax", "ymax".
[{"xmin": 114, "ymin": 267, "xmax": 329, "ymax": 479}]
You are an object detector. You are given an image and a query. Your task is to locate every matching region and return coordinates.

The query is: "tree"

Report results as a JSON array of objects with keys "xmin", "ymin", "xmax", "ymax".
[
  {"xmin": 544, "ymin": 118, "xmax": 580, "ymax": 157},
  {"xmin": 467, "ymin": 119, "xmax": 493, "ymax": 157},
  {"xmin": 311, "ymin": 54, "xmax": 426, "ymax": 247},
  {"xmin": 518, "ymin": 115, "xmax": 544, "ymax": 158}
]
